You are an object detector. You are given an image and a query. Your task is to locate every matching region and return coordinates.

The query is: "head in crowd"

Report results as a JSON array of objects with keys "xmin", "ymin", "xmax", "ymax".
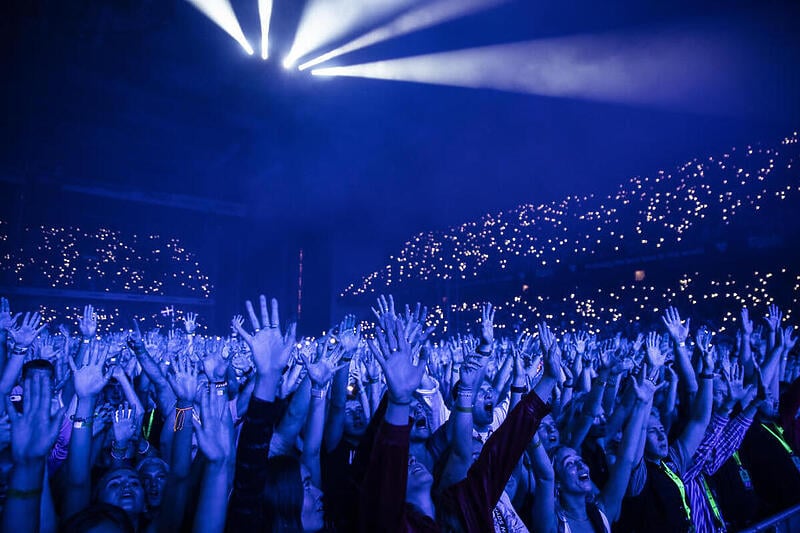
[{"xmin": 262, "ymin": 455, "xmax": 324, "ymax": 532}]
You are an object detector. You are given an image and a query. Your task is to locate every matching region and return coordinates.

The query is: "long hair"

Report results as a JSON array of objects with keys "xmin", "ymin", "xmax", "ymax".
[{"xmin": 262, "ymin": 454, "xmax": 305, "ymax": 532}]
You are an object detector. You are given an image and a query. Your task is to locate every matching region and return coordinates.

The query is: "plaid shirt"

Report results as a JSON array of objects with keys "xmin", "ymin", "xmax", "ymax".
[{"xmin": 684, "ymin": 413, "xmax": 753, "ymax": 533}]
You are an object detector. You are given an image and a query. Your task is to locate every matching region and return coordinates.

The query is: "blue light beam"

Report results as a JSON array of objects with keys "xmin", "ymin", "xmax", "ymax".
[
  {"xmin": 185, "ymin": 0, "xmax": 253, "ymax": 55},
  {"xmin": 299, "ymin": 0, "xmax": 510, "ymax": 71}
]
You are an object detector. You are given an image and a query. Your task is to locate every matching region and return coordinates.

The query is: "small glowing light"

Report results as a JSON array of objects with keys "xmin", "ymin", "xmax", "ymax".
[{"xmin": 258, "ymin": 0, "xmax": 274, "ymax": 60}]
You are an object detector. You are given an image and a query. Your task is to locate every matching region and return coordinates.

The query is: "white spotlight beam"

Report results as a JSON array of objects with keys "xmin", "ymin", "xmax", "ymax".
[
  {"xmin": 284, "ymin": 0, "xmax": 420, "ymax": 68},
  {"xmin": 299, "ymin": 0, "xmax": 510, "ymax": 71},
  {"xmin": 258, "ymin": 0, "xmax": 274, "ymax": 59},
  {"xmin": 185, "ymin": 0, "xmax": 253, "ymax": 55},
  {"xmin": 311, "ymin": 27, "xmax": 744, "ymax": 112}
]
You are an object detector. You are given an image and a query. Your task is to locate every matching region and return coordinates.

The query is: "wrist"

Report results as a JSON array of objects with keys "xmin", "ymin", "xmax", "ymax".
[
  {"xmin": 476, "ymin": 344, "xmax": 492, "ymax": 356},
  {"xmin": 388, "ymin": 395, "xmax": 412, "ymax": 406},
  {"xmin": 176, "ymin": 399, "xmax": 193, "ymax": 409}
]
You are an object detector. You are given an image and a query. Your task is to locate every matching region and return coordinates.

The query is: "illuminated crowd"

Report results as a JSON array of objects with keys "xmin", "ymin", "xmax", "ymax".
[
  {"xmin": 341, "ymin": 133, "xmax": 799, "ymax": 297},
  {"xmin": 1, "ymin": 292, "xmax": 799, "ymax": 533}
]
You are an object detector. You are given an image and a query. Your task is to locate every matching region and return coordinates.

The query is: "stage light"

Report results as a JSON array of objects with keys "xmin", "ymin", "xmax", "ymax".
[
  {"xmin": 185, "ymin": 0, "xmax": 253, "ymax": 55},
  {"xmin": 282, "ymin": 57, "xmax": 295, "ymax": 70},
  {"xmin": 299, "ymin": 0, "xmax": 510, "ymax": 71},
  {"xmin": 309, "ymin": 26, "xmax": 742, "ymax": 112},
  {"xmin": 284, "ymin": 0, "xmax": 419, "ymax": 68},
  {"xmin": 258, "ymin": 0, "xmax": 274, "ymax": 59}
]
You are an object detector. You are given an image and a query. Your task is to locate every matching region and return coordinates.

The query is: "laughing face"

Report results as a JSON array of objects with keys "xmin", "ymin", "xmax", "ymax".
[{"xmin": 554, "ymin": 447, "xmax": 593, "ymax": 495}]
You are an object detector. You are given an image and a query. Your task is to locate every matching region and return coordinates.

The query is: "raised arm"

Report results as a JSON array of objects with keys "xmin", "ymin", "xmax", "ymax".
[
  {"xmin": 0, "ymin": 313, "xmax": 47, "ymax": 415},
  {"xmin": 2, "ymin": 368, "xmax": 63, "ymax": 533},
  {"xmin": 299, "ymin": 340, "xmax": 342, "ymax": 487},
  {"xmin": 600, "ymin": 365, "xmax": 660, "ymax": 522},
  {"xmin": 192, "ymin": 383, "xmax": 235, "ymax": 533},
  {"xmin": 228, "ymin": 295, "xmax": 295, "ymax": 530},
  {"xmin": 662, "ymin": 307, "xmax": 698, "ymax": 397},
  {"xmin": 64, "ymin": 342, "xmax": 111, "ymax": 517},
  {"xmin": 529, "ymin": 433, "xmax": 557, "ymax": 533},
  {"xmin": 676, "ymin": 339, "xmax": 714, "ymax": 460}
]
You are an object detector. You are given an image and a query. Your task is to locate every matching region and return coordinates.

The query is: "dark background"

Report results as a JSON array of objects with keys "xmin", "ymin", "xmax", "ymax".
[{"xmin": 1, "ymin": 0, "xmax": 799, "ymax": 333}]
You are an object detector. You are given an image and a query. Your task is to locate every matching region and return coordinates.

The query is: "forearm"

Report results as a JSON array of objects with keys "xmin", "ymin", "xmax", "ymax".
[
  {"xmin": 530, "ymin": 440, "xmax": 556, "ymax": 533},
  {"xmin": 170, "ymin": 401, "xmax": 195, "ymax": 479},
  {"xmin": 65, "ymin": 396, "xmax": 96, "ymax": 516},
  {"xmin": 0, "ymin": 354, "xmax": 26, "ymax": 397},
  {"xmin": 2, "ymin": 461, "xmax": 45, "ymax": 533},
  {"xmin": 301, "ymin": 390, "xmax": 326, "ymax": 487},
  {"xmin": 602, "ymin": 398, "xmax": 648, "ymax": 521},
  {"xmin": 602, "ymin": 374, "xmax": 622, "ymax": 414},
  {"xmin": 275, "ymin": 379, "xmax": 310, "ymax": 447},
  {"xmin": 115, "ymin": 373, "xmax": 145, "ymax": 420},
  {"xmin": 193, "ymin": 461, "xmax": 231, "ymax": 533},
  {"xmin": 324, "ymin": 368, "xmax": 348, "ymax": 451},
  {"xmin": 253, "ymin": 373, "xmax": 279, "ymax": 402},
  {"xmin": 673, "ymin": 342, "xmax": 698, "ymax": 395}
]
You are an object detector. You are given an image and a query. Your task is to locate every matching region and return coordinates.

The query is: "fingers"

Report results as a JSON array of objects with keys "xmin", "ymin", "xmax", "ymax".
[
  {"xmin": 259, "ymin": 295, "xmax": 269, "ymax": 328},
  {"xmin": 245, "ymin": 300, "xmax": 261, "ymax": 332}
]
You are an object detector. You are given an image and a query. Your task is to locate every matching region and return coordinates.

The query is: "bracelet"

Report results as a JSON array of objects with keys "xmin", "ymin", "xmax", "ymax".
[
  {"xmin": 476, "ymin": 347, "xmax": 492, "ymax": 356},
  {"xmin": 510, "ymin": 385, "xmax": 528, "ymax": 394},
  {"xmin": 366, "ymin": 378, "xmax": 380, "ymax": 384},
  {"xmin": 6, "ymin": 487, "xmax": 42, "ymax": 499},
  {"xmin": 311, "ymin": 388, "xmax": 327, "ymax": 399},
  {"xmin": 174, "ymin": 406, "xmax": 192, "ymax": 432},
  {"xmin": 388, "ymin": 397, "xmax": 411, "ymax": 406},
  {"xmin": 70, "ymin": 415, "xmax": 94, "ymax": 429},
  {"xmin": 11, "ymin": 345, "xmax": 28, "ymax": 355},
  {"xmin": 679, "ymin": 341, "xmax": 686, "ymax": 347},
  {"xmin": 111, "ymin": 440, "xmax": 128, "ymax": 452},
  {"xmin": 455, "ymin": 404, "xmax": 473, "ymax": 414},
  {"xmin": 699, "ymin": 372, "xmax": 714, "ymax": 380},
  {"xmin": 110, "ymin": 448, "xmax": 128, "ymax": 460},
  {"xmin": 138, "ymin": 440, "xmax": 151, "ymax": 455}
]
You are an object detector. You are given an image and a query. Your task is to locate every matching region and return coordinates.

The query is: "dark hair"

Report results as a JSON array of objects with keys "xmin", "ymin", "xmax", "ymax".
[
  {"xmin": 61, "ymin": 502, "xmax": 135, "ymax": 533},
  {"xmin": 22, "ymin": 359, "xmax": 55, "ymax": 379},
  {"xmin": 262, "ymin": 454, "xmax": 305, "ymax": 532}
]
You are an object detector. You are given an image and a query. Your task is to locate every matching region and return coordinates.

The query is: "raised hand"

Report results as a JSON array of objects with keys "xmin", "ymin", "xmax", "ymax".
[
  {"xmin": 67, "ymin": 342, "xmax": 111, "ymax": 399},
  {"xmin": 479, "ymin": 302, "xmax": 495, "ymax": 347},
  {"xmin": 537, "ymin": 322, "xmax": 556, "ymax": 353},
  {"xmin": 722, "ymin": 362, "xmax": 752, "ymax": 408},
  {"xmin": 574, "ymin": 331, "xmax": 589, "ymax": 354},
  {"xmin": 337, "ymin": 314, "xmax": 361, "ymax": 354},
  {"xmin": 662, "ymin": 307, "xmax": 690, "ymax": 344},
  {"xmin": 371, "ymin": 294, "xmax": 397, "ymax": 326},
  {"xmin": 231, "ymin": 296, "xmax": 296, "ymax": 377},
  {"xmin": 372, "ymin": 317, "xmax": 427, "ymax": 404},
  {"xmin": 740, "ymin": 308, "xmax": 753, "ymax": 335},
  {"xmin": 112, "ymin": 402, "xmax": 138, "ymax": 444},
  {"xmin": 184, "ymin": 312, "xmax": 198, "ymax": 334},
  {"xmin": 5, "ymin": 372, "xmax": 63, "ymax": 463},
  {"xmin": 783, "ymin": 326, "xmax": 798, "ymax": 352},
  {"xmin": 299, "ymin": 339, "xmax": 343, "ymax": 387},
  {"xmin": 766, "ymin": 304, "xmax": 783, "ymax": 332},
  {"xmin": 278, "ymin": 358, "xmax": 306, "ymax": 399},
  {"xmin": 167, "ymin": 355, "xmax": 199, "ymax": 402},
  {"xmin": 0, "ymin": 298, "xmax": 18, "ymax": 331},
  {"xmin": 459, "ymin": 354, "xmax": 487, "ymax": 391},
  {"xmin": 78, "ymin": 305, "xmax": 97, "ymax": 338},
  {"xmin": 192, "ymin": 384, "xmax": 234, "ymax": 463},
  {"xmin": 645, "ymin": 331, "xmax": 665, "ymax": 367},
  {"xmin": 8, "ymin": 312, "xmax": 47, "ymax": 349},
  {"xmin": 201, "ymin": 338, "xmax": 228, "ymax": 381},
  {"xmin": 632, "ymin": 333, "xmax": 645, "ymax": 354},
  {"xmin": 632, "ymin": 363, "xmax": 664, "ymax": 402}
]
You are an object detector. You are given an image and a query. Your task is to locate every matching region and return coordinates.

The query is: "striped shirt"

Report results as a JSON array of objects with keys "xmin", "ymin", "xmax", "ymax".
[{"xmin": 684, "ymin": 413, "xmax": 753, "ymax": 533}]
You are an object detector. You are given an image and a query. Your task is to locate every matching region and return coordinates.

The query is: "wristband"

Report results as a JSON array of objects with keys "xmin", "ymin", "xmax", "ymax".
[
  {"xmin": 11, "ymin": 345, "xmax": 28, "ymax": 355},
  {"xmin": 366, "ymin": 378, "xmax": 380, "ymax": 384},
  {"xmin": 389, "ymin": 397, "xmax": 411, "ymax": 406},
  {"xmin": 455, "ymin": 404, "xmax": 473, "ymax": 414},
  {"xmin": 476, "ymin": 346, "xmax": 492, "ymax": 356},
  {"xmin": 510, "ymin": 385, "xmax": 528, "ymax": 394},
  {"xmin": 174, "ymin": 406, "xmax": 192, "ymax": 431},
  {"xmin": 6, "ymin": 488, "xmax": 42, "ymax": 499},
  {"xmin": 311, "ymin": 388, "xmax": 327, "ymax": 399},
  {"xmin": 70, "ymin": 415, "xmax": 94, "ymax": 429},
  {"xmin": 679, "ymin": 341, "xmax": 686, "ymax": 347},
  {"xmin": 82, "ymin": 338, "xmax": 91, "ymax": 345},
  {"xmin": 699, "ymin": 372, "xmax": 714, "ymax": 380}
]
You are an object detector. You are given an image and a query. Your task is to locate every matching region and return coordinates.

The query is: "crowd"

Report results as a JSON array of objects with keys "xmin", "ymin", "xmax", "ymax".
[
  {"xmin": 341, "ymin": 132, "xmax": 799, "ymax": 297},
  {"xmin": 0, "ymin": 290, "xmax": 799, "ymax": 532}
]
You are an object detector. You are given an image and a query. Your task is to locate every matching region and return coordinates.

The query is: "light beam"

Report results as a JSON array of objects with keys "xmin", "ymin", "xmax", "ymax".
[
  {"xmin": 311, "ymin": 26, "xmax": 746, "ymax": 113},
  {"xmin": 299, "ymin": 0, "xmax": 510, "ymax": 71},
  {"xmin": 284, "ymin": 0, "xmax": 420, "ymax": 68},
  {"xmin": 185, "ymin": 0, "xmax": 253, "ymax": 55},
  {"xmin": 258, "ymin": 0, "xmax": 274, "ymax": 59}
]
